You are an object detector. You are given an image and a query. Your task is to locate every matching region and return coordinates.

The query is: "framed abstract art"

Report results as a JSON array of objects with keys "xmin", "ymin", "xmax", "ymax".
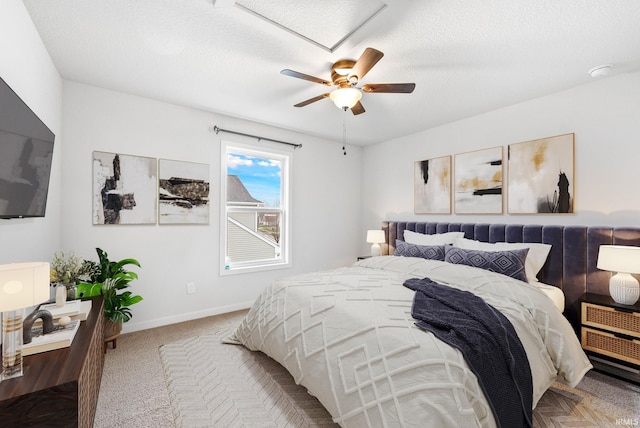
[
  {"xmin": 414, "ymin": 155, "xmax": 451, "ymax": 214},
  {"xmin": 454, "ymin": 146, "xmax": 503, "ymax": 214},
  {"xmin": 507, "ymin": 133, "xmax": 575, "ymax": 214},
  {"xmin": 92, "ymin": 151, "xmax": 157, "ymax": 224},
  {"xmin": 158, "ymin": 159, "xmax": 210, "ymax": 224}
]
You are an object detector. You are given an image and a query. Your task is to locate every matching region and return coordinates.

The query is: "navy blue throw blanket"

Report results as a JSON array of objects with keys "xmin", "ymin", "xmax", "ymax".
[{"xmin": 403, "ymin": 277, "xmax": 532, "ymax": 428}]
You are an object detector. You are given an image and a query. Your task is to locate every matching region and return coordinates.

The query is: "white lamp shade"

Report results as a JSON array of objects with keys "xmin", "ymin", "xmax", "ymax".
[
  {"xmin": 597, "ymin": 245, "xmax": 640, "ymax": 274},
  {"xmin": 0, "ymin": 262, "xmax": 50, "ymax": 312},
  {"xmin": 366, "ymin": 230, "xmax": 385, "ymax": 244},
  {"xmin": 329, "ymin": 87, "xmax": 362, "ymax": 109}
]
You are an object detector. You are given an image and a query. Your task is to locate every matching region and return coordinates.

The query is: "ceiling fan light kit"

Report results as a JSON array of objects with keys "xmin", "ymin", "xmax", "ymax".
[
  {"xmin": 281, "ymin": 47, "xmax": 416, "ymax": 116},
  {"xmin": 330, "ymin": 87, "xmax": 362, "ymax": 110}
]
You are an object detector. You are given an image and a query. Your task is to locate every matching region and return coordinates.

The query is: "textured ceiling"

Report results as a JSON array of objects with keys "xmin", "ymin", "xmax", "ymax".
[{"xmin": 22, "ymin": 0, "xmax": 640, "ymax": 146}]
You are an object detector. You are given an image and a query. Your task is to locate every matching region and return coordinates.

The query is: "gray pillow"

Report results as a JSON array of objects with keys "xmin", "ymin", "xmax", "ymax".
[
  {"xmin": 444, "ymin": 246, "xmax": 529, "ymax": 282},
  {"xmin": 394, "ymin": 240, "xmax": 445, "ymax": 261}
]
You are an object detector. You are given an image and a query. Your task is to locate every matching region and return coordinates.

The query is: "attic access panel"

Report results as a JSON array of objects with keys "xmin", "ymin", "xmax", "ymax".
[{"xmin": 235, "ymin": 0, "xmax": 387, "ymax": 52}]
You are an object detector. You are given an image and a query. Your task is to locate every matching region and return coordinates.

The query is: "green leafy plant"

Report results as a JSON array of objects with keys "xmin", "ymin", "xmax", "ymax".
[{"xmin": 77, "ymin": 248, "xmax": 142, "ymax": 323}]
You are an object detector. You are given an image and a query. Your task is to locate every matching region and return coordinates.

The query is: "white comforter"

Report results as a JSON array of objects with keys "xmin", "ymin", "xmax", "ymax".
[{"xmin": 230, "ymin": 256, "xmax": 592, "ymax": 427}]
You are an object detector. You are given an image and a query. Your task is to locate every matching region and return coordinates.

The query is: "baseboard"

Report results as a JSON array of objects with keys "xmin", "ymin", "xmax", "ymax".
[{"xmin": 120, "ymin": 301, "xmax": 254, "ymax": 334}]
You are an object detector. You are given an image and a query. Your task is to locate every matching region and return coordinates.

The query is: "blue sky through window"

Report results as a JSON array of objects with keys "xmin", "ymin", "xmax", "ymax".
[{"xmin": 227, "ymin": 153, "xmax": 281, "ymax": 207}]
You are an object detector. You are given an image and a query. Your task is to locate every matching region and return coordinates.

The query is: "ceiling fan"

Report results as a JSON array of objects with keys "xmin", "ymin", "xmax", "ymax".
[{"xmin": 281, "ymin": 47, "xmax": 416, "ymax": 115}]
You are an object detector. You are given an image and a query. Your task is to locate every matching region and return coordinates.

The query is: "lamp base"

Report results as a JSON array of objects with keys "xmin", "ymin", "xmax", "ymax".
[
  {"xmin": 2, "ymin": 309, "xmax": 24, "ymax": 381},
  {"xmin": 610, "ymin": 273, "xmax": 640, "ymax": 305},
  {"xmin": 370, "ymin": 243, "xmax": 381, "ymax": 257}
]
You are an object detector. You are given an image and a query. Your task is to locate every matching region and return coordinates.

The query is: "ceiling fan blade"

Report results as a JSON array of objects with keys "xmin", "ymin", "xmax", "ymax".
[
  {"xmin": 351, "ymin": 101, "xmax": 365, "ymax": 115},
  {"xmin": 349, "ymin": 48, "xmax": 384, "ymax": 82},
  {"xmin": 294, "ymin": 93, "xmax": 330, "ymax": 107},
  {"xmin": 362, "ymin": 83, "xmax": 416, "ymax": 93},
  {"xmin": 281, "ymin": 69, "xmax": 332, "ymax": 86}
]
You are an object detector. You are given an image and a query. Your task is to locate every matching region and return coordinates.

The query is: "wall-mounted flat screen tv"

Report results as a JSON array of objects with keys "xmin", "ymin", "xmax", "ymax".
[{"xmin": 0, "ymin": 76, "xmax": 55, "ymax": 219}]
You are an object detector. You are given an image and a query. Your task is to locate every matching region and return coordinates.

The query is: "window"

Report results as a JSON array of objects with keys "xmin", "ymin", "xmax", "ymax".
[{"xmin": 221, "ymin": 140, "xmax": 291, "ymax": 274}]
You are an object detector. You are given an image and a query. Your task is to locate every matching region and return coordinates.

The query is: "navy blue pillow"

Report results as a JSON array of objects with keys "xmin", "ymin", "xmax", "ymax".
[
  {"xmin": 394, "ymin": 240, "xmax": 445, "ymax": 261},
  {"xmin": 444, "ymin": 246, "xmax": 529, "ymax": 282}
]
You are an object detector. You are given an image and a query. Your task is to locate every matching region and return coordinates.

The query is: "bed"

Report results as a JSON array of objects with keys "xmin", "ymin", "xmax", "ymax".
[{"xmin": 228, "ymin": 221, "xmax": 640, "ymax": 427}]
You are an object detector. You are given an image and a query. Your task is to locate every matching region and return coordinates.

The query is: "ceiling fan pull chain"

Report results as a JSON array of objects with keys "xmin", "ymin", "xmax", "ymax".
[{"xmin": 342, "ymin": 114, "xmax": 347, "ymax": 156}]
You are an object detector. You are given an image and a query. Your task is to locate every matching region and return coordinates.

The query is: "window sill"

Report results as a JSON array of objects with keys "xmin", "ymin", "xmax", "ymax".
[{"xmin": 220, "ymin": 261, "xmax": 291, "ymax": 276}]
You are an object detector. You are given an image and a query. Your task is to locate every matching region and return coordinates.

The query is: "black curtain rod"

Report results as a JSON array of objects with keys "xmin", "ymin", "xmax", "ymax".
[{"xmin": 213, "ymin": 126, "xmax": 302, "ymax": 149}]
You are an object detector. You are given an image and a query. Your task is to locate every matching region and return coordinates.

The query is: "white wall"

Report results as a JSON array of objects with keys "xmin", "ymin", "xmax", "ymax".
[
  {"xmin": 0, "ymin": 0, "xmax": 62, "ymax": 263},
  {"xmin": 362, "ymin": 70, "xmax": 640, "ymax": 253},
  {"xmin": 61, "ymin": 81, "xmax": 362, "ymax": 333}
]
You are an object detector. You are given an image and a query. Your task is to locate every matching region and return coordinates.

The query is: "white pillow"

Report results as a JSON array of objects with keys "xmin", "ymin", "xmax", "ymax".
[
  {"xmin": 404, "ymin": 230, "xmax": 465, "ymax": 245},
  {"xmin": 452, "ymin": 237, "xmax": 552, "ymax": 283}
]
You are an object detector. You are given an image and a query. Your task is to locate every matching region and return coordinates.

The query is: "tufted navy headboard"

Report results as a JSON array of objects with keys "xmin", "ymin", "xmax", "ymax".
[{"xmin": 381, "ymin": 221, "xmax": 640, "ymax": 333}]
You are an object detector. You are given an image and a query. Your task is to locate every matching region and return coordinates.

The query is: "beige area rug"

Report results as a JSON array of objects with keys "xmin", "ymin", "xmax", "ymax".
[
  {"xmin": 160, "ymin": 334, "xmax": 337, "ymax": 428},
  {"xmin": 159, "ymin": 334, "xmax": 629, "ymax": 428}
]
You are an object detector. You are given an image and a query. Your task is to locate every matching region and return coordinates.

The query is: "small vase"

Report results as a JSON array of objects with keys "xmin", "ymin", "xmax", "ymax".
[
  {"xmin": 66, "ymin": 284, "xmax": 77, "ymax": 300},
  {"xmin": 55, "ymin": 284, "xmax": 67, "ymax": 307}
]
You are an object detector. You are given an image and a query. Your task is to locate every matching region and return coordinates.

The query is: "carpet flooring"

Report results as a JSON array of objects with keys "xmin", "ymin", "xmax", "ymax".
[{"xmin": 95, "ymin": 310, "xmax": 640, "ymax": 428}]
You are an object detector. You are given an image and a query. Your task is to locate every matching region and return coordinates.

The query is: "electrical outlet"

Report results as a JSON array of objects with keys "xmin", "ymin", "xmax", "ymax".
[{"xmin": 187, "ymin": 282, "xmax": 196, "ymax": 294}]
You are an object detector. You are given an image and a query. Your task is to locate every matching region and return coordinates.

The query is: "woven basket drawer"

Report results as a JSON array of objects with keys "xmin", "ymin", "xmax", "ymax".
[
  {"xmin": 581, "ymin": 302, "xmax": 640, "ymax": 338},
  {"xmin": 582, "ymin": 327, "xmax": 640, "ymax": 366}
]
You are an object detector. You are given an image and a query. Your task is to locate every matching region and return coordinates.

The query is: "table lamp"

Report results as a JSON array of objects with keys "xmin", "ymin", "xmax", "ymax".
[
  {"xmin": 0, "ymin": 262, "xmax": 50, "ymax": 381},
  {"xmin": 366, "ymin": 230, "xmax": 385, "ymax": 257},
  {"xmin": 597, "ymin": 245, "xmax": 640, "ymax": 305}
]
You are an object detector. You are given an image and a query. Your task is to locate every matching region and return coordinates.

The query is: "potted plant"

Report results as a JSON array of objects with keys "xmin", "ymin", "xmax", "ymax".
[{"xmin": 77, "ymin": 248, "xmax": 142, "ymax": 342}]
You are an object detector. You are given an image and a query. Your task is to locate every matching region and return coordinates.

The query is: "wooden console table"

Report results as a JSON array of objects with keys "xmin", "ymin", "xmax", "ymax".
[{"xmin": 0, "ymin": 296, "xmax": 105, "ymax": 427}]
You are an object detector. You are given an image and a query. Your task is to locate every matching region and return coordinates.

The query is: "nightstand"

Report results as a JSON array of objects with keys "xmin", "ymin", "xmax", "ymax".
[
  {"xmin": 580, "ymin": 293, "xmax": 640, "ymax": 383},
  {"xmin": 357, "ymin": 255, "xmax": 371, "ymax": 261}
]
